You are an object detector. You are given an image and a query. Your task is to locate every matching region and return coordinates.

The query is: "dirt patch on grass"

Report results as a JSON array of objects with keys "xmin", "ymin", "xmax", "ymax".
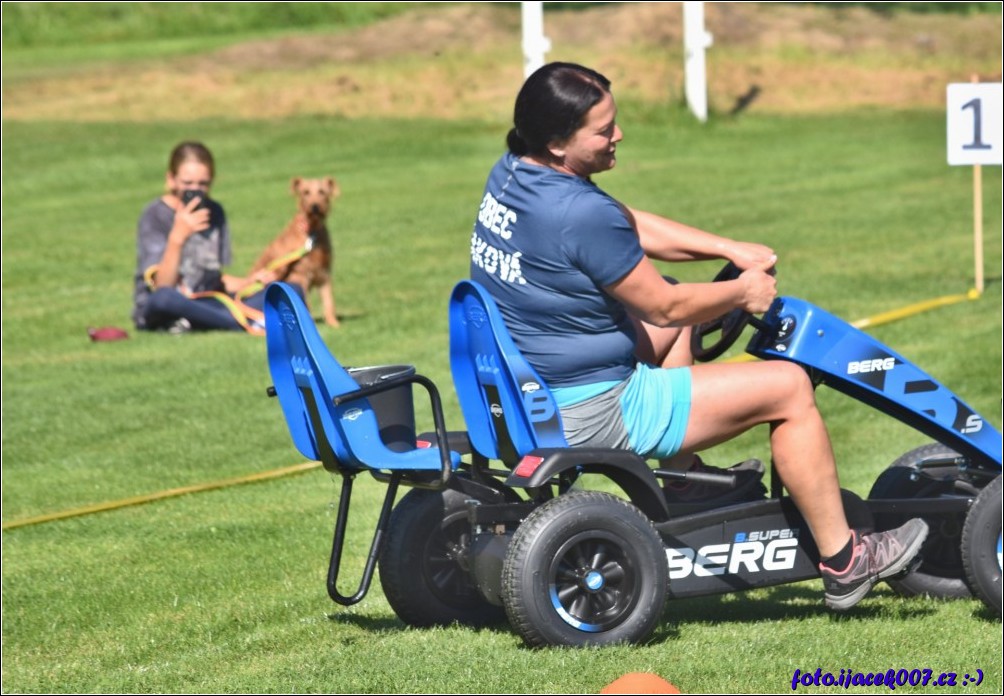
[{"xmin": 3, "ymin": 2, "xmax": 1000, "ymax": 122}]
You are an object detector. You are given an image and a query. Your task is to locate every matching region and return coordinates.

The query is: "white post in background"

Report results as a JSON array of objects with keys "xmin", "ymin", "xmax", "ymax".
[
  {"xmin": 683, "ymin": 2, "xmax": 713, "ymax": 122},
  {"xmin": 521, "ymin": 2, "xmax": 551, "ymax": 79}
]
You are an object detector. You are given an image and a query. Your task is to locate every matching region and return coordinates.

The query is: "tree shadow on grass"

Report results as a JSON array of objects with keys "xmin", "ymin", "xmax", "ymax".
[
  {"xmin": 315, "ymin": 310, "xmax": 366, "ymax": 328},
  {"xmin": 969, "ymin": 602, "xmax": 1002, "ymax": 623},
  {"xmin": 325, "ymin": 611, "xmax": 401, "ymax": 632},
  {"xmin": 650, "ymin": 583, "xmax": 944, "ymax": 643},
  {"xmin": 323, "ymin": 582, "xmax": 969, "ymax": 648}
]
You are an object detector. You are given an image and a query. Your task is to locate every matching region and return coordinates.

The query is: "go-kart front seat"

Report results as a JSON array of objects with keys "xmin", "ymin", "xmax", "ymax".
[
  {"xmin": 448, "ymin": 280, "xmax": 672, "ymax": 518},
  {"xmin": 448, "ymin": 279, "xmax": 568, "ymax": 467}
]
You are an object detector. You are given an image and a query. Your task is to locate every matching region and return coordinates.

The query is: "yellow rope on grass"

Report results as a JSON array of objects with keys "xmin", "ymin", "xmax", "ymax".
[
  {"xmin": 2, "ymin": 461, "xmax": 321, "ymax": 531},
  {"xmin": 849, "ymin": 290, "xmax": 978, "ymax": 330}
]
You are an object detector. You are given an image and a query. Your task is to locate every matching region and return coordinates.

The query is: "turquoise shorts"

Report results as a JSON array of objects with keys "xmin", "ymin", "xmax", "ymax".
[
  {"xmin": 621, "ymin": 363, "xmax": 692, "ymax": 458},
  {"xmin": 553, "ymin": 363, "xmax": 692, "ymax": 459}
]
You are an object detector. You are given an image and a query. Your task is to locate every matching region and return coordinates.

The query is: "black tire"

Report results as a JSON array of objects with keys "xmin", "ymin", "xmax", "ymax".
[
  {"xmin": 961, "ymin": 474, "xmax": 1002, "ymax": 616},
  {"xmin": 379, "ymin": 487, "xmax": 505, "ymax": 627},
  {"xmin": 501, "ymin": 491, "xmax": 667, "ymax": 648},
  {"xmin": 868, "ymin": 443, "xmax": 977, "ymax": 599}
]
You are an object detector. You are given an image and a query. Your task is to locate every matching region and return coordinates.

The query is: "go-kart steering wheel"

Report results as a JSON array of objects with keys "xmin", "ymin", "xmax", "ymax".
[{"xmin": 690, "ymin": 262, "xmax": 753, "ymax": 363}]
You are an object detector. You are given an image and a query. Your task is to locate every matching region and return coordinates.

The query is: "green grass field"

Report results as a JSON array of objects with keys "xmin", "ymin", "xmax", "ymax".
[{"xmin": 2, "ymin": 3, "xmax": 1002, "ymax": 694}]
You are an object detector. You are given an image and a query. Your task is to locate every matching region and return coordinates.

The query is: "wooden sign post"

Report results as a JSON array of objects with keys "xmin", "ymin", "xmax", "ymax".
[{"xmin": 946, "ymin": 81, "xmax": 1002, "ymax": 294}]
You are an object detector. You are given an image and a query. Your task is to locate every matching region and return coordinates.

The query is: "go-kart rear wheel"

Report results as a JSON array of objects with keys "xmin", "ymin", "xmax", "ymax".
[
  {"xmin": 501, "ymin": 491, "xmax": 667, "ymax": 648},
  {"xmin": 868, "ymin": 443, "xmax": 976, "ymax": 599},
  {"xmin": 379, "ymin": 487, "xmax": 505, "ymax": 627},
  {"xmin": 961, "ymin": 474, "xmax": 1002, "ymax": 615}
]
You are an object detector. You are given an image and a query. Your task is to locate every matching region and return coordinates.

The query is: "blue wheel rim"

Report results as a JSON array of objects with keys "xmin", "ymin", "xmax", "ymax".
[{"xmin": 547, "ymin": 532, "xmax": 639, "ymax": 632}]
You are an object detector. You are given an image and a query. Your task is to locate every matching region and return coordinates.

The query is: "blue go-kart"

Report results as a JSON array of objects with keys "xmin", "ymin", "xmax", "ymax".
[{"xmin": 263, "ymin": 266, "xmax": 1001, "ymax": 648}]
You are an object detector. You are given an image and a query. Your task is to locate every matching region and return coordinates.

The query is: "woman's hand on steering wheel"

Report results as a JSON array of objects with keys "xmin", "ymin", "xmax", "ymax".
[
  {"xmin": 738, "ymin": 256, "xmax": 778, "ymax": 315},
  {"xmin": 726, "ymin": 242, "xmax": 776, "ymax": 273},
  {"xmin": 690, "ymin": 259, "xmax": 776, "ymax": 362}
]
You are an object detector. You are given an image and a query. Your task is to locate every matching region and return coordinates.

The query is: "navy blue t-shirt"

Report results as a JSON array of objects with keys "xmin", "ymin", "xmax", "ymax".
[{"xmin": 470, "ymin": 153, "xmax": 645, "ymax": 388}]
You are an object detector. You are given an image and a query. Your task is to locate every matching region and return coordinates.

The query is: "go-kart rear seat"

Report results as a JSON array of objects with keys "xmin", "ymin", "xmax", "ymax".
[{"xmin": 264, "ymin": 281, "xmax": 459, "ymax": 605}]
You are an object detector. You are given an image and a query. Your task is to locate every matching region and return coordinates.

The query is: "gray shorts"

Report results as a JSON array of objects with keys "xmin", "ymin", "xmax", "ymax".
[{"xmin": 558, "ymin": 379, "xmax": 632, "ymax": 450}]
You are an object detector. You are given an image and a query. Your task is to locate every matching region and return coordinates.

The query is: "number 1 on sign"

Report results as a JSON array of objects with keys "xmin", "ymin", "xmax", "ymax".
[
  {"xmin": 960, "ymin": 98, "xmax": 992, "ymax": 151},
  {"xmin": 947, "ymin": 83, "xmax": 1002, "ymax": 166}
]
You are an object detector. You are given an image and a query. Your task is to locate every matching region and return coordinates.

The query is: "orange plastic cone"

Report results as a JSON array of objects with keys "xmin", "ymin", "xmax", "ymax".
[{"xmin": 600, "ymin": 672, "xmax": 681, "ymax": 694}]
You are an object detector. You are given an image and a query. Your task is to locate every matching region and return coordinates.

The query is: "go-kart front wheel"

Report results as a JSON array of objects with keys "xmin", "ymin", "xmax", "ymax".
[
  {"xmin": 500, "ymin": 491, "xmax": 667, "ymax": 648},
  {"xmin": 868, "ymin": 443, "xmax": 976, "ymax": 599},
  {"xmin": 378, "ymin": 487, "xmax": 506, "ymax": 627},
  {"xmin": 961, "ymin": 474, "xmax": 1002, "ymax": 615}
]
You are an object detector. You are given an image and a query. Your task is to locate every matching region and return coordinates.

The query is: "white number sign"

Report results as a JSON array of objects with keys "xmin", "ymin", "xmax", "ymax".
[{"xmin": 947, "ymin": 83, "xmax": 1003, "ymax": 166}]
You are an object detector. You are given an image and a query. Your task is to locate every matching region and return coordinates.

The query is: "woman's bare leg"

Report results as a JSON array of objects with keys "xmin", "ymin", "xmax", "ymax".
[
  {"xmin": 679, "ymin": 360, "xmax": 851, "ymax": 557},
  {"xmin": 633, "ymin": 319, "xmax": 693, "ymax": 369}
]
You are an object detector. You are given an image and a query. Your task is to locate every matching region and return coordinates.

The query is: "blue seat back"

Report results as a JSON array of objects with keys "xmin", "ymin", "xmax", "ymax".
[
  {"xmin": 449, "ymin": 280, "xmax": 567, "ymax": 464},
  {"xmin": 265, "ymin": 282, "xmax": 455, "ymax": 473}
]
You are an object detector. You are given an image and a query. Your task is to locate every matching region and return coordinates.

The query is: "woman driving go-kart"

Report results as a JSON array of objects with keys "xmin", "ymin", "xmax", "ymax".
[
  {"xmin": 467, "ymin": 61, "xmax": 928, "ymax": 612},
  {"xmin": 266, "ymin": 61, "xmax": 1000, "ymax": 651}
]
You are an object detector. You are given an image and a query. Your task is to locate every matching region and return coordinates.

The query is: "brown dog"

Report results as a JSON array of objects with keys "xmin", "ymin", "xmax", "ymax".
[{"xmin": 250, "ymin": 176, "xmax": 341, "ymax": 326}]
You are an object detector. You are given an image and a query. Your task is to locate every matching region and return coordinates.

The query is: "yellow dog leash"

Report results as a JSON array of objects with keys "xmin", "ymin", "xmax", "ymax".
[
  {"xmin": 235, "ymin": 234, "xmax": 316, "ymax": 300},
  {"xmin": 142, "ymin": 236, "xmax": 315, "ymax": 336}
]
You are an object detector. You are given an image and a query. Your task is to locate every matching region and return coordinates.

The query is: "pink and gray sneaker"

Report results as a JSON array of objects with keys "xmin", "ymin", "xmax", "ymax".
[{"xmin": 819, "ymin": 519, "xmax": 929, "ymax": 611}]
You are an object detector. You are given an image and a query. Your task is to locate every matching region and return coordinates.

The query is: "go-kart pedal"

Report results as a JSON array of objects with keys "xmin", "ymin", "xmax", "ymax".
[
  {"xmin": 659, "ymin": 456, "xmax": 767, "ymax": 512},
  {"xmin": 887, "ymin": 547, "xmax": 925, "ymax": 580}
]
